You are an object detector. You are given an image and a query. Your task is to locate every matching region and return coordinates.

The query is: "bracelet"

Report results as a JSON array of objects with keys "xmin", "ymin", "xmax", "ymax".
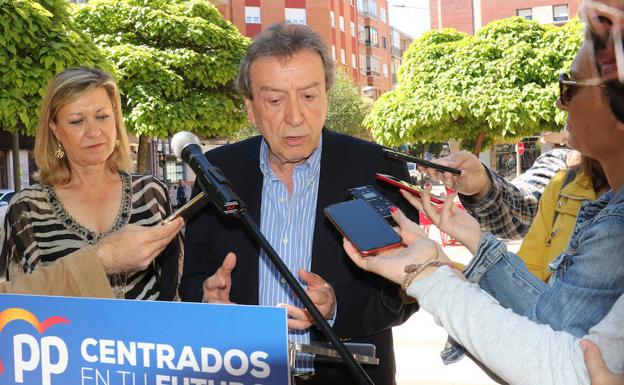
[{"xmin": 401, "ymin": 259, "xmax": 446, "ymax": 291}]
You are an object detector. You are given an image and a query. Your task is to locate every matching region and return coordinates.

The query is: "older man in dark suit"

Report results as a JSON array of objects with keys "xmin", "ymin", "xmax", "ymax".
[{"xmin": 180, "ymin": 23, "xmax": 418, "ymax": 385}]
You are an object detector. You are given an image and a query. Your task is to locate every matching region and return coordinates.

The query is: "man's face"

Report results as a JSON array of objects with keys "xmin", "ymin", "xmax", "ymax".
[{"xmin": 244, "ymin": 49, "xmax": 328, "ymax": 167}]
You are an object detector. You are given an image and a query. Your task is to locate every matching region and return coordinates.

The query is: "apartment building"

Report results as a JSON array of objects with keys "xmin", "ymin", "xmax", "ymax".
[
  {"xmin": 214, "ymin": 0, "xmax": 406, "ymax": 97},
  {"xmin": 430, "ymin": 0, "xmax": 581, "ymax": 34}
]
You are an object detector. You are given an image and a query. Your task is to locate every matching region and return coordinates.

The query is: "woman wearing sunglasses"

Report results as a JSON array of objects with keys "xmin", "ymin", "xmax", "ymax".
[{"xmin": 343, "ymin": 42, "xmax": 624, "ymax": 384}]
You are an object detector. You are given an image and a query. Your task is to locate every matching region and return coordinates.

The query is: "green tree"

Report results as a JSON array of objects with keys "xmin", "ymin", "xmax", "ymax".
[
  {"xmin": 326, "ymin": 69, "xmax": 373, "ymax": 140},
  {"xmin": 365, "ymin": 17, "xmax": 584, "ymax": 155},
  {"xmin": 72, "ymin": 0, "xmax": 249, "ymax": 172},
  {"xmin": 0, "ymin": 0, "xmax": 109, "ymax": 136}
]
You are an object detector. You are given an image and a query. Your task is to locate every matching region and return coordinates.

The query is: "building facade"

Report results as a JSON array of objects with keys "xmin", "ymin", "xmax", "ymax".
[
  {"xmin": 213, "ymin": 0, "xmax": 407, "ymax": 97},
  {"xmin": 430, "ymin": 0, "xmax": 581, "ymax": 34},
  {"xmin": 390, "ymin": 26, "xmax": 412, "ymax": 88}
]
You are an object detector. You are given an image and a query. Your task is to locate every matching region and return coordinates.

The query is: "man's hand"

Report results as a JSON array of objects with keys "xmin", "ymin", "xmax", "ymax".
[
  {"xmin": 202, "ymin": 252, "xmax": 236, "ymax": 304},
  {"xmin": 417, "ymin": 151, "xmax": 491, "ymax": 199},
  {"xmin": 94, "ymin": 218, "xmax": 183, "ymax": 274},
  {"xmin": 582, "ymin": 339, "xmax": 624, "ymax": 385},
  {"xmin": 280, "ymin": 269, "xmax": 336, "ymax": 330}
]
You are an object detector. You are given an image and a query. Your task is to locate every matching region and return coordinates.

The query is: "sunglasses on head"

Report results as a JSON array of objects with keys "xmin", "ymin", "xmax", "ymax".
[{"xmin": 559, "ymin": 73, "xmax": 606, "ymax": 105}]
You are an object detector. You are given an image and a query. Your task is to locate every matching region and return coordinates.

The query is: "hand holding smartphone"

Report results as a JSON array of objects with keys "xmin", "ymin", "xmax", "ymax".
[
  {"xmin": 381, "ymin": 148, "xmax": 461, "ymax": 175},
  {"xmin": 163, "ymin": 191, "xmax": 209, "ymax": 224},
  {"xmin": 375, "ymin": 173, "xmax": 446, "ymax": 204},
  {"xmin": 325, "ymin": 199, "xmax": 402, "ymax": 256}
]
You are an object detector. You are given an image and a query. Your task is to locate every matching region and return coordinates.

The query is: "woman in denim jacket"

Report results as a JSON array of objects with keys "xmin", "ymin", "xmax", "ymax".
[{"xmin": 405, "ymin": 37, "xmax": 624, "ymax": 365}]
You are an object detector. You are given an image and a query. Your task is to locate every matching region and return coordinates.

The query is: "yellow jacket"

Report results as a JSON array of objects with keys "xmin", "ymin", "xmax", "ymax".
[{"xmin": 517, "ymin": 170, "xmax": 596, "ymax": 281}]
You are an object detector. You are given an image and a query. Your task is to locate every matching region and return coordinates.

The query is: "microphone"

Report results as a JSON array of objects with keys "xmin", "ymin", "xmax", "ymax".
[{"xmin": 171, "ymin": 132, "xmax": 244, "ymax": 216}]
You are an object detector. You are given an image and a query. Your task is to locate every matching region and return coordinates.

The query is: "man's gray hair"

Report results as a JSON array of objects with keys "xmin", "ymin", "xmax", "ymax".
[{"xmin": 237, "ymin": 23, "xmax": 336, "ymax": 99}]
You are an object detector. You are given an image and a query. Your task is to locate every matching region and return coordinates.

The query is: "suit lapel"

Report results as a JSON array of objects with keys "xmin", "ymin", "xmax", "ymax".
[{"xmin": 311, "ymin": 130, "xmax": 348, "ymax": 274}]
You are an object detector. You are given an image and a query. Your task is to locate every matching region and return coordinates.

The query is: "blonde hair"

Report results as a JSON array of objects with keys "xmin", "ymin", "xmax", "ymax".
[{"xmin": 34, "ymin": 67, "xmax": 133, "ymax": 186}]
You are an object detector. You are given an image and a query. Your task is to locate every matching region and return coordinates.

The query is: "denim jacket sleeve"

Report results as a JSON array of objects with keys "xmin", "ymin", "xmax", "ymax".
[
  {"xmin": 459, "ymin": 149, "xmax": 570, "ymax": 240},
  {"xmin": 463, "ymin": 232, "xmax": 547, "ymax": 315}
]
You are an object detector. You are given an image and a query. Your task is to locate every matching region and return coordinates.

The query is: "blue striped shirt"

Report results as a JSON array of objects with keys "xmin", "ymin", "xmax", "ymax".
[{"xmin": 258, "ymin": 137, "xmax": 322, "ymax": 372}]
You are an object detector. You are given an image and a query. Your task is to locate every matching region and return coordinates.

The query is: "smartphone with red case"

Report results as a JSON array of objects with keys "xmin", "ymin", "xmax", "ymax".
[
  {"xmin": 375, "ymin": 173, "xmax": 446, "ymax": 205},
  {"xmin": 325, "ymin": 199, "xmax": 402, "ymax": 256}
]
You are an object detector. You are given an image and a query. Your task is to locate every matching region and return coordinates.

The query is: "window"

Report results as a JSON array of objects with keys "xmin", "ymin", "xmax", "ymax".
[
  {"xmin": 369, "ymin": 0, "xmax": 377, "ymax": 18},
  {"xmin": 553, "ymin": 4, "xmax": 568, "ymax": 21},
  {"xmin": 359, "ymin": 53, "xmax": 367, "ymax": 75},
  {"xmin": 330, "ymin": 10, "xmax": 335, "ymax": 27},
  {"xmin": 339, "ymin": 15, "xmax": 345, "ymax": 31},
  {"xmin": 165, "ymin": 162, "xmax": 185, "ymax": 182},
  {"xmin": 352, "ymin": 53, "xmax": 357, "ymax": 68},
  {"xmin": 245, "ymin": 6, "xmax": 261, "ymax": 24},
  {"xmin": 383, "ymin": 63, "xmax": 388, "ymax": 78},
  {"xmin": 332, "ymin": 45, "xmax": 336, "ymax": 60},
  {"xmin": 245, "ymin": 7, "xmax": 261, "ymax": 24},
  {"xmin": 341, "ymin": 48, "xmax": 346, "ymax": 64},
  {"xmin": 517, "ymin": 8, "xmax": 532, "ymax": 20},
  {"xmin": 392, "ymin": 29, "xmax": 401, "ymax": 48},
  {"xmin": 380, "ymin": 7, "xmax": 386, "ymax": 22},
  {"xmin": 370, "ymin": 56, "xmax": 381, "ymax": 76},
  {"xmin": 285, "ymin": 8, "xmax": 306, "ymax": 25},
  {"xmin": 359, "ymin": 25, "xmax": 366, "ymax": 43},
  {"xmin": 382, "ymin": 36, "xmax": 386, "ymax": 49},
  {"xmin": 365, "ymin": 26, "xmax": 378, "ymax": 47},
  {"xmin": 357, "ymin": 0, "xmax": 365, "ymax": 12},
  {"xmin": 350, "ymin": 21, "xmax": 356, "ymax": 37},
  {"xmin": 74, "ymin": 0, "xmax": 87, "ymax": 4}
]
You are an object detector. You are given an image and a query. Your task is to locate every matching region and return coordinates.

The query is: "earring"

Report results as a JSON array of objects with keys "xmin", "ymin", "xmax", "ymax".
[
  {"xmin": 115, "ymin": 139, "xmax": 120, "ymax": 148},
  {"xmin": 55, "ymin": 142, "xmax": 65, "ymax": 159}
]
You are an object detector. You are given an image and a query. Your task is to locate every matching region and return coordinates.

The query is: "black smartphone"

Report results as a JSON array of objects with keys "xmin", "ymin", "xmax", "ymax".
[
  {"xmin": 325, "ymin": 199, "xmax": 402, "ymax": 256},
  {"xmin": 163, "ymin": 191, "xmax": 209, "ymax": 224},
  {"xmin": 375, "ymin": 173, "xmax": 446, "ymax": 204},
  {"xmin": 381, "ymin": 148, "xmax": 462, "ymax": 175}
]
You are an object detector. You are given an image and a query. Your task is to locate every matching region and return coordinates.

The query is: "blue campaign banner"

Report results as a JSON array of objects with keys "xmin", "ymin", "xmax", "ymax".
[{"xmin": 0, "ymin": 294, "xmax": 289, "ymax": 385}]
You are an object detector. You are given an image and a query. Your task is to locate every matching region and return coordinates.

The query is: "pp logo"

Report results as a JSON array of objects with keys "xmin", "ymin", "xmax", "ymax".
[{"xmin": 0, "ymin": 308, "xmax": 70, "ymax": 385}]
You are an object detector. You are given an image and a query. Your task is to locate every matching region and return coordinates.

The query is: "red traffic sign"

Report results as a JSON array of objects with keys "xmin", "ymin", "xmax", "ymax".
[{"xmin": 515, "ymin": 142, "xmax": 525, "ymax": 156}]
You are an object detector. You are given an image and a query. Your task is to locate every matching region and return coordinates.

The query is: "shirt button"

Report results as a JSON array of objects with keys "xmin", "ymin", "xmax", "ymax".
[
  {"xmin": 557, "ymin": 201, "xmax": 563, "ymax": 208},
  {"xmin": 283, "ymin": 238, "xmax": 288, "ymax": 244},
  {"xmin": 279, "ymin": 198, "xmax": 285, "ymax": 203},
  {"xmin": 280, "ymin": 277, "xmax": 287, "ymax": 285}
]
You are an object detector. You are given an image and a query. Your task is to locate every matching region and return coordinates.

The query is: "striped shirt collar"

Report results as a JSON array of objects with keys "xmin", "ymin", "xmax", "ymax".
[{"xmin": 259, "ymin": 135, "xmax": 323, "ymax": 181}]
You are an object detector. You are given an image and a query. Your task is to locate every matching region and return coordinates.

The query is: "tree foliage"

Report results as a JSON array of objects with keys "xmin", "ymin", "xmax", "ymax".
[
  {"xmin": 72, "ymin": 0, "xmax": 250, "ymax": 139},
  {"xmin": 365, "ymin": 17, "xmax": 584, "ymax": 154},
  {"xmin": 0, "ymin": 0, "xmax": 110, "ymax": 136},
  {"xmin": 325, "ymin": 69, "xmax": 373, "ymax": 139}
]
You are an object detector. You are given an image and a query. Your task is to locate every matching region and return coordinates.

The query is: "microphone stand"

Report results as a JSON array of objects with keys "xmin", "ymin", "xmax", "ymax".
[{"xmin": 196, "ymin": 164, "xmax": 374, "ymax": 385}]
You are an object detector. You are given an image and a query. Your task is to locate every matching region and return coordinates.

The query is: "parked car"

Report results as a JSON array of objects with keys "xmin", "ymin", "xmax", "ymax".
[{"xmin": 0, "ymin": 189, "xmax": 15, "ymax": 223}]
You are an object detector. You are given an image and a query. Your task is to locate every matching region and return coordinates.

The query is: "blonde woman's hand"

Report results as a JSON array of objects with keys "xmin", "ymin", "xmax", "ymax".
[{"xmin": 94, "ymin": 218, "xmax": 183, "ymax": 274}]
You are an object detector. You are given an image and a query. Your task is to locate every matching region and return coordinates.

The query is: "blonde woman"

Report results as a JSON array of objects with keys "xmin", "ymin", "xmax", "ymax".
[{"xmin": 0, "ymin": 67, "xmax": 182, "ymax": 300}]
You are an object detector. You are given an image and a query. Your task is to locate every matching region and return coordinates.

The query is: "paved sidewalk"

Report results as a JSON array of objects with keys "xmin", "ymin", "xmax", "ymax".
[{"xmin": 393, "ymin": 224, "xmax": 521, "ymax": 385}]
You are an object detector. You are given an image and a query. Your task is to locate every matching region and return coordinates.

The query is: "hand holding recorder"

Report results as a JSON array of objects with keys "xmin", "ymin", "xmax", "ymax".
[{"xmin": 412, "ymin": 151, "xmax": 492, "ymax": 199}]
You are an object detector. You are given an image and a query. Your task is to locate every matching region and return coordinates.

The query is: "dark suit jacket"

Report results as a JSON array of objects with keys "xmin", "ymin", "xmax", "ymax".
[{"xmin": 181, "ymin": 129, "xmax": 419, "ymax": 385}]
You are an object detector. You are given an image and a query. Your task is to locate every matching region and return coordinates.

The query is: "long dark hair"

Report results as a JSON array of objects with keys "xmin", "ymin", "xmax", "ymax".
[{"xmin": 579, "ymin": 155, "xmax": 609, "ymax": 193}]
